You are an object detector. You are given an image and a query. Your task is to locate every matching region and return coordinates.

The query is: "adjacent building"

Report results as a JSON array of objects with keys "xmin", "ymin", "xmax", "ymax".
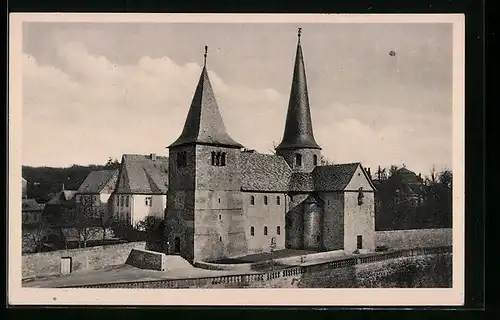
[
  {"xmin": 164, "ymin": 30, "xmax": 376, "ymax": 263},
  {"xmin": 21, "ymin": 198, "xmax": 45, "ymax": 226},
  {"xmin": 76, "ymin": 169, "xmax": 118, "ymax": 221},
  {"xmin": 113, "ymin": 153, "xmax": 169, "ymax": 227}
]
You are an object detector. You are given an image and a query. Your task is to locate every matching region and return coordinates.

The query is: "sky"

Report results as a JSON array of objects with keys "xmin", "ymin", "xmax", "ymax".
[{"xmin": 21, "ymin": 22, "xmax": 453, "ymax": 176}]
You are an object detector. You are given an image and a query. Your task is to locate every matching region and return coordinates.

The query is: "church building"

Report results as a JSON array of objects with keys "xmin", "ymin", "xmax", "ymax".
[{"xmin": 164, "ymin": 29, "xmax": 376, "ymax": 263}]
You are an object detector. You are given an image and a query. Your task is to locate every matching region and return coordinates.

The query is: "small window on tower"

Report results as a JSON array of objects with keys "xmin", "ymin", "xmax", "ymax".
[
  {"xmin": 250, "ymin": 195, "xmax": 255, "ymax": 205},
  {"xmin": 221, "ymin": 153, "xmax": 226, "ymax": 166},
  {"xmin": 250, "ymin": 226, "xmax": 254, "ymax": 236},
  {"xmin": 264, "ymin": 226, "xmax": 268, "ymax": 235},
  {"xmin": 313, "ymin": 155, "xmax": 318, "ymax": 166},
  {"xmin": 215, "ymin": 152, "xmax": 221, "ymax": 166},
  {"xmin": 264, "ymin": 196, "xmax": 268, "ymax": 205},
  {"xmin": 295, "ymin": 154, "xmax": 302, "ymax": 167},
  {"xmin": 276, "ymin": 196, "xmax": 280, "ymax": 205},
  {"xmin": 211, "ymin": 152, "xmax": 216, "ymax": 165},
  {"xmin": 277, "ymin": 226, "xmax": 281, "ymax": 235}
]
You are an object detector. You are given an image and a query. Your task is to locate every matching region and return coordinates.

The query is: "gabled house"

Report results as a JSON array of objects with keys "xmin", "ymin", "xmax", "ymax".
[
  {"xmin": 22, "ymin": 198, "xmax": 45, "ymax": 226},
  {"xmin": 76, "ymin": 169, "xmax": 118, "ymax": 221},
  {"xmin": 113, "ymin": 153, "xmax": 169, "ymax": 227},
  {"xmin": 43, "ymin": 184, "xmax": 78, "ymax": 226}
]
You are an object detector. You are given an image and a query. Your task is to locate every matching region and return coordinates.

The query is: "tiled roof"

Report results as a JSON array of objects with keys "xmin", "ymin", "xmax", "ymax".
[
  {"xmin": 276, "ymin": 35, "xmax": 321, "ymax": 151},
  {"xmin": 313, "ymin": 163, "xmax": 361, "ymax": 191},
  {"xmin": 115, "ymin": 154, "xmax": 169, "ymax": 194},
  {"xmin": 168, "ymin": 66, "xmax": 243, "ymax": 149},
  {"xmin": 289, "ymin": 172, "xmax": 315, "ymax": 192},
  {"xmin": 239, "ymin": 152, "xmax": 292, "ymax": 191},
  {"xmin": 22, "ymin": 198, "xmax": 45, "ymax": 212},
  {"xmin": 77, "ymin": 169, "xmax": 118, "ymax": 194}
]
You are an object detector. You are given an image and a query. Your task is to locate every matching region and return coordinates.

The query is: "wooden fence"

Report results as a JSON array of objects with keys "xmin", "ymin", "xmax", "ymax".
[{"xmin": 62, "ymin": 245, "xmax": 452, "ymax": 289}]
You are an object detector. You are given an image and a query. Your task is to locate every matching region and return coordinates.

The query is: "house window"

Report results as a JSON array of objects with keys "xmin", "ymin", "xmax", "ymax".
[
  {"xmin": 264, "ymin": 226, "xmax": 268, "ymax": 235},
  {"xmin": 219, "ymin": 214, "xmax": 221, "ymax": 220},
  {"xmin": 264, "ymin": 196, "xmax": 268, "ymax": 205},
  {"xmin": 120, "ymin": 196, "xmax": 124, "ymax": 207},
  {"xmin": 250, "ymin": 226, "xmax": 255, "ymax": 236},
  {"xmin": 276, "ymin": 196, "xmax": 280, "ymax": 205},
  {"xmin": 219, "ymin": 236, "xmax": 222, "ymax": 241},
  {"xmin": 177, "ymin": 151, "xmax": 187, "ymax": 167},
  {"xmin": 212, "ymin": 151, "xmax": 227, "ymax": 167},
  {"xmin": 145, "ymin": 197, "xmax": 152, "ymax": 206},
  {"xmin": 277, "ymin": 226, "xmax": 281, "ymax": 235},
  {"xmin": 313, "ymin": 155, "xmax": 318, "ymax": 166},
  {"xmin": 250, "ymin": 195, "xmax": 255, "ymax": 205},
  {"xmin": 218, "ymin": 198, "xmax": 221, "ymax": 203},
  {"xmin": 295, "ymin": 154, "xmax": 302, "ymax": 167},
  {"xmin": 125, "ymin": 196, "xmax": 129, "ymax": 207}
]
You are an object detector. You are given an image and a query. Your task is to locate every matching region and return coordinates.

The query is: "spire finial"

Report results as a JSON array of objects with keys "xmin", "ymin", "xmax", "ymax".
[
  {"xmin": 204, "ymin": 45, "xmax": 208, "ymax": 66},
  {"xmin": 298, "ymin": 27, "xmax": 302, "ymax": 41}
]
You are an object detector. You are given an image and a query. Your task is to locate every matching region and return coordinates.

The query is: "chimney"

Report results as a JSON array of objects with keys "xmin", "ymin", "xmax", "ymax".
[
  {"xmin": 367, "ymin": 167, "xmax": 372, "ymax": 178},
  {"xmin": 150, "ymin": 153, "xmax": 157, "ymax": 161}
]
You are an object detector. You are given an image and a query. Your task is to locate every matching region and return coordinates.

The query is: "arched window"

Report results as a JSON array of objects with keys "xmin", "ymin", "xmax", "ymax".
[
  {"xmin": 250, "ymin": 226, "xmax": 254, "ymax": 236},
  {"xmin": 295, "ymin": 154, "xmax": 302, "ymax": 167},
  {"xmin": 277, "ymin": 226, "xmax": 281, "ymax": 235},
  {"xmin": 313, "ymin": 155, "xmax": 318, "ymax": 166},
  {"xmin": 221, "ymin": 153, "xmax": 226, "ymax": 166},
  {"xmin": 276, "ymin": 196, "xmax": 280, "ymax": 205},
  {"xmin": 125, "ymin": 196, "xmax": 129, "ymax": 207},
  {"xmin": 219, "ymin": 236, "xmax": 222, "ymax": 241},
  {"xmin": 264, "ymin": 226, "xmax": 268, "ymax": 235},
  {"xmin": 250, "ymin": 195, "xmax": 255, "ymax": 205},
  {"xmin": 264, "ymin": 196, "xmax": 268, "ymax": 205},
  {"xmin": 211, "ymin": 152, "xmax": 216, "ymax": 165}
]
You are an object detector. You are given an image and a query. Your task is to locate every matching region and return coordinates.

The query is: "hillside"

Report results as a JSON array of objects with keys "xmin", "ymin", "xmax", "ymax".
[{"xmin": 22, "ymin": 160, "xmax": 120, "ymax": 203}]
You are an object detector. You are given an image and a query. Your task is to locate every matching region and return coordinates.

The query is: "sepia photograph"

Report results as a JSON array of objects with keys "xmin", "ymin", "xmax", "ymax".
[{"xmin": 8, "ymin": 13, "xmax": 465, "ymax": 306}]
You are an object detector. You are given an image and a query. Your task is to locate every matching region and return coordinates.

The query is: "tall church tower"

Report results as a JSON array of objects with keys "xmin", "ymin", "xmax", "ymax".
[
  {"xmin": 165, "ymin": 46, "xmax": 247, "ymax": 262},
  {"xmin": 276, "ymin": 28, "xmax": 322, "ymax": 173}
]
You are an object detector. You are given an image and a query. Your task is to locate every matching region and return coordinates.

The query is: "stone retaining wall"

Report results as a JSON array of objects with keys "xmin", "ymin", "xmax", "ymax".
[{"xmin": 22, "ymin": 241, "xmax": 146, "ymax": 279}]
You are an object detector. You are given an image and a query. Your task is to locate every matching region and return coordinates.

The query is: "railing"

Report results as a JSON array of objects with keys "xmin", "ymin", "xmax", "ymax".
[{"xmin": 63, "ymin": 245, "xmax": 451, "ymax": 289}]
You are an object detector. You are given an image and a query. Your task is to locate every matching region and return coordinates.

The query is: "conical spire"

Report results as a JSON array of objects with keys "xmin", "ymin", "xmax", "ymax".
[
  {"xmin": 276, "ymin": 28, "xmax": 321, "ymax": 150},
  {"xmin": 169, "ymin": 46, "xmax": 243, "ymax": 149}
]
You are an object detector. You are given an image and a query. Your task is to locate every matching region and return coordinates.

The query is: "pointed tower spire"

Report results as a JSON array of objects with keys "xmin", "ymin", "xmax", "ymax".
[
  {"xmin": 169, "ymin": 45, "xmax": 243, "ymax": 149},
  {"xmin": 276, "ymin": 28, "xmax": 321, "ymax": 151}
]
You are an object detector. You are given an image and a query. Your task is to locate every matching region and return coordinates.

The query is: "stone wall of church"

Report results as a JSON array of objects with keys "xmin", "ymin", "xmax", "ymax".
[
  {"xmin": 165, "ymin": 145, "xmax": 197, "ymax": 261},
  {"xmin": 242, "ymin": 191, "xmax": 287, "ymax": 254},
  {"xmin": 276, "ymin": 148, "xmax": 321, "ymax": 173},
  {"xmin": 192, "ymin": 145, "xmax": 247, "ymax": 262},
  {"xmin": 285, "ymin": 193, "xmax": 309, "ymax": 249},
  {"xmin": 193, "ymin": 190, "xmax": 247, "ymax": 261},
  {"xmin": 318, "ymin": 192, "xmax": 345, "ymax": 251},
  {"xmin": 344, "ymin": 191, "xmax": 376, "ymax": 253}
]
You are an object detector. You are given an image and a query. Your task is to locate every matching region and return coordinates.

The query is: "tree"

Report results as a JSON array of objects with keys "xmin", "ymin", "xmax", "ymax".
[
  {"xmin": 22, "ymin": 218, "xmax": 50, "ymax": 253},
  {"xmin": 105, "ymin": 157, "xmax": 121, "ymax": 169},
  {"xmin": 60, "ymin": 197, "xmax": 103, "ymax": 248},
  {"xmin": 388, "ymin": 165, "xmax": 400, "ymax": 178},
  {"xmin": 438, "ymin": 169, "xmax": 452, "ymax": 189}
]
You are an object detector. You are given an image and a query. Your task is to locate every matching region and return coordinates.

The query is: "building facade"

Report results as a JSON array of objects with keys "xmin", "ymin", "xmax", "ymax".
[
  {"xmin": 113, "ymin": 153, "xmax": 168, "ymax": 227},
  {"xmin": 76, "ymin": 169, "xmax": 119, "ymax": 222},
  {"xmin": 164, "ymin": 30, "xmax": 377, "ymax": 263}
]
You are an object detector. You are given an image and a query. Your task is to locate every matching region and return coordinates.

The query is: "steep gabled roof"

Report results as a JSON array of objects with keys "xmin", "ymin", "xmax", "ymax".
[
  {"xmin": 394, "ymin": 167, "xmax": 423, "ymax": 185},
  {"xmin": 313, "ymin": 163, "xmax": 361, "ymax": 191},
  {"xmin": 239, "ymin": 152, "xmax": 292, "ymax": 192},
  {"xmin": 169, "ymin": 49, "xmax": 243, "ymax": 149},
  {"xmin": 115, "ymin": 154, "xmax": 169, "ymax": 194},
  {"xmin": 276, "ymin": 28, "xmax": 321, "ymax": 151},
  {"xmin": 77, "ymin": 169, "xmax": 118, "ymax": 194}
]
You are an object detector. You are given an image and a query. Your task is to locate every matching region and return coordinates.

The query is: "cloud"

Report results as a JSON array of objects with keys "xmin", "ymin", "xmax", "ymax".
[{"xmin": 22, "ymin": 41, "xmax": 451, "ymax": 175}]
